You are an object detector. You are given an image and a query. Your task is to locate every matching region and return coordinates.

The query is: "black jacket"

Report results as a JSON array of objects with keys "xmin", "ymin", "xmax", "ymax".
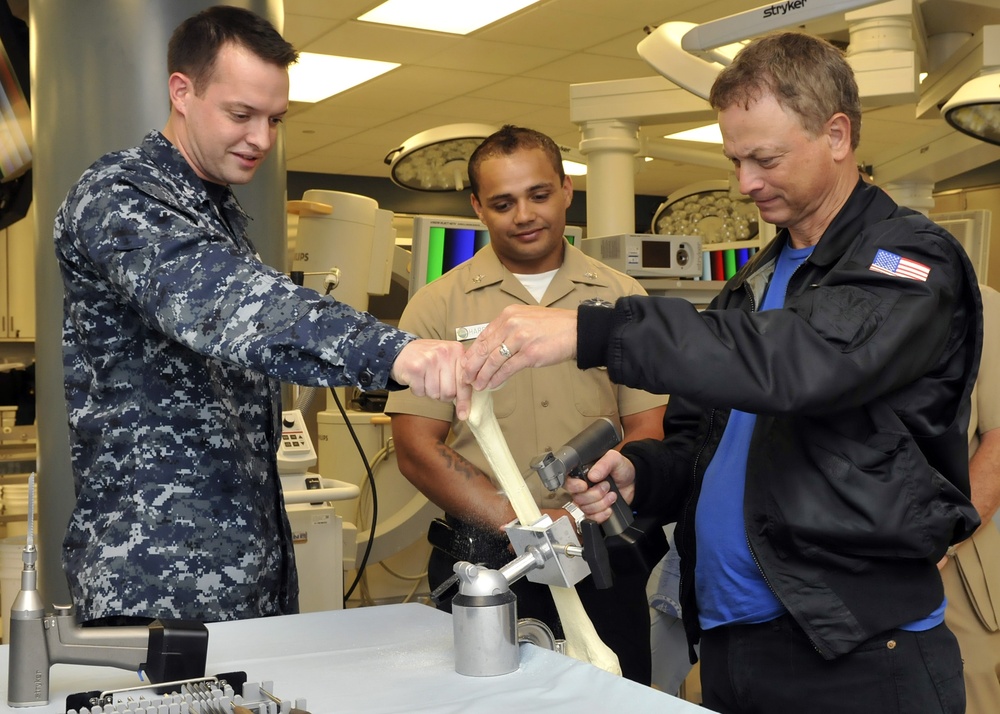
[{"xmin": 577, "ymin": 180, "xmax": 982, "ymax": 660}]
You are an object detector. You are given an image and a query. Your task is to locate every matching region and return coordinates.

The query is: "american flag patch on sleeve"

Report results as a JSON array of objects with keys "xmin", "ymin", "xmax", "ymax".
[{"xmin": 869, "ymin": 249, "xmax": 931, "ymax": 282}]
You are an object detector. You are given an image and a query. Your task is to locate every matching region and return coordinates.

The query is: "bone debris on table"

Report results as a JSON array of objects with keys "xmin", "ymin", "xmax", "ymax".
[{"xmin": 466, "ymin": 389, "xmax": 621, "ymax": 676}]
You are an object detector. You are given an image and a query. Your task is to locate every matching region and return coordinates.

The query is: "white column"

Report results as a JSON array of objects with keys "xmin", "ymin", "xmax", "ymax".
[{"xmin": 578, "ymin": 119, "xmax": 641, "ymax": 238}]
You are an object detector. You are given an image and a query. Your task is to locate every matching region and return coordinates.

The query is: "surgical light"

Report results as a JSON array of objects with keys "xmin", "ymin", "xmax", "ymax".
[
  {"xmin": 385, "ymin": 124, "xmax": 588, "ymax": 191},
  {"xmin": 637, "ymin": 0, "xmax": 890, "ymax": 100},
  {"xmin": 942, "ymin": 71, "xmax": 1000, "ymax": 147},
  {"xmin": 384, "ymin": 123, "xmax": 497, "ymax": 191}
]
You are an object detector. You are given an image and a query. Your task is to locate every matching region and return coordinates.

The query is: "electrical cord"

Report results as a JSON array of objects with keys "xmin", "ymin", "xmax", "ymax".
[
  {"xmin": 353, "ymin": 441, "xmax": 388, "ymax": 606},
  {"xmin": 319, "ymin": 279, "xmax": 428, "ymax": 606},
  {"xmin": 352, "ymin": 441, "xmax": 389, "ymax": 607},
  {"xmin": 319, "ymin": 278, "xmax": 379, "ymax": 606},
  {"xmin": 352, "ymin": 438, "xmax": 430, "ymax": 605},
  {"xmin": 331, "ymin": 384, "xmax": 378, "ymax": 606}
]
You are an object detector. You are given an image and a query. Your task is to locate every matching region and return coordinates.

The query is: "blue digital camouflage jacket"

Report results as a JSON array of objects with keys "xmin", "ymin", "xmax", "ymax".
[{"xmin": 55, "ymin": 130, "xmax": 414, "ymax": 622}]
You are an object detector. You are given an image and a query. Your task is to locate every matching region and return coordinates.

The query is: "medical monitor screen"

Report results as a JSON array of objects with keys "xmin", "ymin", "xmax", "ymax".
[
  {"xmin": 408, "ymin": 215, "xmax": 582, "ymax": 298},
  {"xmin": 0, "ymin": 0, "xmax": 28, "ymax": 180},
  {"xmin": 418, "ymin": 217, "xmax": 491, "ymax": 285},
  {"xmin": 0, "ymin": 41, "xmax": 28, "ymax": 181},
  {"xmin": 643, "ymin": 239, "xmax": 674, "ymax": 268},
  {"xmin": 0, "ymin": 2, "xmax": 31, "ymax": 231}
]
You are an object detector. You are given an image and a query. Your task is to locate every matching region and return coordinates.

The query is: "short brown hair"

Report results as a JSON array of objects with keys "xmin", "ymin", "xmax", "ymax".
[
  {"xmin": 709, "ymin": 32, "xmax": 861, "ymax": 150},
  {"xmin": 168, "ymin": 5, "xmax": 298, "ymax": 94},
  {"xmin": 468, "ymin": 125, "xmax": 565, "ymax": 198}
]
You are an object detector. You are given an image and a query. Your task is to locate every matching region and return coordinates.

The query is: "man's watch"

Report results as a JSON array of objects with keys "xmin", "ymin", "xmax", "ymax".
[{"xmin": 562, "ymin": 501, "xmax": 586, "ymax": 533}]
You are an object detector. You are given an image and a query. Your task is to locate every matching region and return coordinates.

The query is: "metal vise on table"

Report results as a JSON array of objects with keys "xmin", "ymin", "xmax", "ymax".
[
  {"xmin": 448, "ymin": 511, "xmax": 595, "ymax": 677},
  {"xmin": 445, "ymin": 418, "xmax": 668, "ymax": 677}
]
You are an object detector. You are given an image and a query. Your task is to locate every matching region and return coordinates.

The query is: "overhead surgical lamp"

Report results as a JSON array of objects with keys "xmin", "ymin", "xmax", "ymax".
[
  {"xmin": 637, "ymin": 22, "xmax": 743, "ymax": 100},
  {"xmin": 942, "ymin": 71, "xmax": 1000, "ymax": 146},
  {"xmin": 384, "ymin": 123, "xmax": 497, "ymax": 192},
  {"xmin": 637, "ymin": 0, "xmax": 889, "ymax": 100},
  {"xmin": 384, "ymin": 123, "xmax": 588, "ymax": 191}
]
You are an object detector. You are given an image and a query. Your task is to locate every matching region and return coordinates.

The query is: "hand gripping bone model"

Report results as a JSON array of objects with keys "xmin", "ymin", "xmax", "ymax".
[{"xmin": 444, "ymin": 391, "xmax": 622, "ymax": 677}]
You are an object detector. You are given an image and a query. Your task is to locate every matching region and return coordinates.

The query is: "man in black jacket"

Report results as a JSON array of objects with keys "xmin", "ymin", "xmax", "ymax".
[{"xmin": 458, "ymin": 32, "xmax": 982, "ymax": 714}]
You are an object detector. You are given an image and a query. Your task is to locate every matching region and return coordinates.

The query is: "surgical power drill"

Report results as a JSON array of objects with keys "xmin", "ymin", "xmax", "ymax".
[
  {"xmin": 530, "ymin": 418, "xmax": 668, "ymax": 586},
  {"xmin": 530, "ymin": 417, "xmax": 635, "ymax": 536}
]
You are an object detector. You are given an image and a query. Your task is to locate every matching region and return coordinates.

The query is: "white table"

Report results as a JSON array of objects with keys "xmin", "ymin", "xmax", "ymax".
[{"xmin": 0, "ymin": 603, "xmax": 707, "ymax": 713}]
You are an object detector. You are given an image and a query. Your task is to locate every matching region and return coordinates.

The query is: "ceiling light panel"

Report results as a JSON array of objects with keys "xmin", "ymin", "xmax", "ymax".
[
  {"xmin": 665, "ymin": 124, "xmax": 723, "ymax": 144},
  {"xmin": 289, "ymin": 52, "xmax": 400, "ymax": 103},
  {"xmin": 359, "ymin": 0, "xmax": 539, "ymax": 35}
]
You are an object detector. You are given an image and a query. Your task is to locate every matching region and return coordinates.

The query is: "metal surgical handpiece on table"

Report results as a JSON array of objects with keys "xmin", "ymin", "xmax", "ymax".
[{"xmin": 7, "ymin": 475, "xmax": 209, "ymax": 707}]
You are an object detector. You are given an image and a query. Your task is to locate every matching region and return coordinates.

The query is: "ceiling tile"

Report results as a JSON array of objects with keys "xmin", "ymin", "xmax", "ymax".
[
  {"xmin": 284, "ymin": 121, "xmax": 361, "ymax": 160},
  {"xmin": 562, "ymin": 0, "xmax": 697, "ymax": 22},
  {"xmin": 296, "ymin": 20, "xmax": 464, "ymax": 64},
  {"xmin": 476, "ymin": 4, "xmax": 648, "ymax": 52},
  {"xmin": 469, "ymin": 76, "xmax": 574, "ymax": 105},
  {"xmin": 282, "ymin": 13, "xmax": 344, "ymax": 49},
  {"xmin": 419, "ymin": 95, "xmax": 544, "ymax": 124},
  {"xmin": 588, "ymin": 30, "xmax": 660, "ymax": 60},
  {"xmin": 524, "ymin": 52, "xmax": 655, "ymax": 83},
  {"xmin": 287, "ymin": 100, "xmax": 422, "ymax": 128},
  {"xmin": 418, "ymin": 38, "xmax": 569, "ymax": 75},
  {"xmin": 348, "ymin": 65, "xmax": 508, "ymax": 101},
  {"xmin": 284, "ymin": 0, "xmax": 377, "ymax": 22}
]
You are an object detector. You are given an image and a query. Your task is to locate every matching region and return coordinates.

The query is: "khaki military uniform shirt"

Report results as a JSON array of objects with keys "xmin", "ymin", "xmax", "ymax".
[
  {"xmin": 941, "ymin": 284, "xmax": 1000, "ymax": 714},
  {"xmin": 970, "ymin": 284, "xmax": 1000, "ymax": 452},
  {"xmin": 386, "ymin": 241, "xmax": 667, "ymax": 510}
]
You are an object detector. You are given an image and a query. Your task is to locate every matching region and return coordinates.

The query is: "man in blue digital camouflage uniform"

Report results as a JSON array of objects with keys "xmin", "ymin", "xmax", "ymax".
[{"xmin": 54, "ymin": 6, "xmax": 465, "ymax": 625}]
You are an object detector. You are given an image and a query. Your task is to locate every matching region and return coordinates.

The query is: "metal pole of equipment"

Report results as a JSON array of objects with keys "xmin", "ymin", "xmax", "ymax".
[
  {"xmin": 578, "ymin": 119, "xmax": 641, "ymax": 239},
  {"xmin": 32, "ymin": 0, "xmax": 287, "ymax": 605}
]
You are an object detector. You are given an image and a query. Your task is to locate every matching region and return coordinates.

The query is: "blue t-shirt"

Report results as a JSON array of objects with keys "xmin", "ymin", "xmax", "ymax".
[
  {"xmin": 694, "ymin": 240, "xmax": 944, "ymax": 632},
  {"xmin": 695, "ymin": 241, "xmax": 812, "ymax": 629}
]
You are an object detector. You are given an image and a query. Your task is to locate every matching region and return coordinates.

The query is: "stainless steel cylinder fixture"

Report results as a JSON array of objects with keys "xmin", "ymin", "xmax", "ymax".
[{"xmin": 450, "ymin": 562, "xmax": 519, "ymax": 677}]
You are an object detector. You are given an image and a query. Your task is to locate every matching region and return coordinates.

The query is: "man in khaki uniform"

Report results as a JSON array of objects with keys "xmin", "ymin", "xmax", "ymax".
[
  {"xmin": 940, "ymin": 283, "xmax": 1000, "ymax": 714},
  {"xmin": 386, "ymin": 125, "xmax": 666, "ymax": 684}
]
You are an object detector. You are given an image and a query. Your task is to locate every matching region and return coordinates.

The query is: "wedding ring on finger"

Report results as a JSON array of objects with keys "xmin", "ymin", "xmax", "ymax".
[{"xmin": 498, "ymin": 343, "xmax": 512, "ymax": 359}]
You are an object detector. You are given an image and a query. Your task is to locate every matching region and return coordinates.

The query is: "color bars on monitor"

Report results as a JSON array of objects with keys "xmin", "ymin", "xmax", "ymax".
[
  {"xmin": 702, "ymin": 247, "xmax": 758, "ymax": 281},
  {"xmin": 425, "ymin": 225, "xmax": 492, "ymax": 284}
]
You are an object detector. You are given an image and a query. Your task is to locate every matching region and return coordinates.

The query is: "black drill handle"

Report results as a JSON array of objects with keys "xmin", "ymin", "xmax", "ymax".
[
  {"xmin": 603, "ymin": 475, "xmax": 635, "ymax": 537},
  {"xmin": 571, "ymin": 464, "xmax": 634, "ymax": 538}
]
